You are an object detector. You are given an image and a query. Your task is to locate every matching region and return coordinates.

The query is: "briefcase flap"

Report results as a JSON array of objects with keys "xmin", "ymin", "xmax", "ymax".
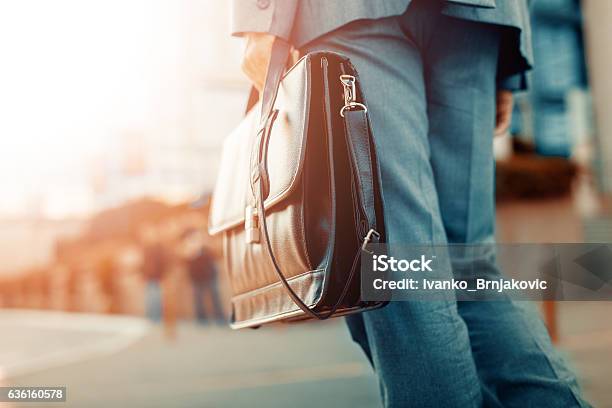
[{"xmin": 208, "ymin": 58, "xmax": 311, "ymax": 236}]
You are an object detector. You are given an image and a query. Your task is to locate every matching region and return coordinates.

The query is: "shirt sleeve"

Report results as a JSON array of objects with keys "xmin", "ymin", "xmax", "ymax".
[
  {"xmin": 497, "ymin": 72, "xmax": 528, "ymax": 92},
  {"xmin": 231, "ymin": 0, "xmax": 298, "ymax": 42}
]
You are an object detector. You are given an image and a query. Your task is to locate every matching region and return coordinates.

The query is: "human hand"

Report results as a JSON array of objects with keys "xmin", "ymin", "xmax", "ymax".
[
  {"xmin": 241, "ymin": 33, "xmax": 276, "ymax": 92},
  {"xmin": 494, "ymin": 90, "xmax": 514, "ymax": 137}
]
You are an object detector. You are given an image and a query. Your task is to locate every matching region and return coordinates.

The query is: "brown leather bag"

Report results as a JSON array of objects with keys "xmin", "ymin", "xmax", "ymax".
[{"xmin": 208, "ymin": 40, "xmax": 387, "ymax": 329}]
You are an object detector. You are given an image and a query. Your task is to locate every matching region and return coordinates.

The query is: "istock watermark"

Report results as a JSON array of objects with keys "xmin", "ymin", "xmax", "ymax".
[
  {"xmin": 372, "ymin": 254, "xmax": 434, "ymax": 272},
  {"xmin": 361, "ymin": 244, "xmax": 612, "ymax": 301}
]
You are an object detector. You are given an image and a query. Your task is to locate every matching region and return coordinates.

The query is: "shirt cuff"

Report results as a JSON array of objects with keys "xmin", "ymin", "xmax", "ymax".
[
  {"xmin": 231, "ymin": 0, "xmax": 297, "ymax": 42},
  {"xmin": 497, "ymin": 72, "xmax": 528, "ymax": 91}
]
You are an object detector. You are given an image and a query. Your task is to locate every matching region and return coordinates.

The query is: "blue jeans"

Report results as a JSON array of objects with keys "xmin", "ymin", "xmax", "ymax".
[{"xmin": 302, "ymin": 1, "xmax": 588, "ymax": 407}]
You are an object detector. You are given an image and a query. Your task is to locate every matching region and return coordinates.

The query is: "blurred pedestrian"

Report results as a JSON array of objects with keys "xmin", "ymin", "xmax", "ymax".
[
  {"xmin": 140, "ymin": 223, "xmax": 167, "ymax": 322},
  {"xmin": 181, "ymin": 229, "xmax": 225, "ymax": 324},
  {"xmin": 97, "ymin": 255, "xmax": 119, "ymax": 314}
]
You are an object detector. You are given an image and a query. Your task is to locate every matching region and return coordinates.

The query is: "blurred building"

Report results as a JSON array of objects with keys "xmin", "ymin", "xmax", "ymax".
[
  {"xmin": 0, "ymin": 218, "xmax": 83, "ymax": 276},
  {"xmin": 0, "ymin": 1, "xmax": 246, "ymax": 276},
  {"xmin": 90, "ymin": 0, "xmax": 248, "ymax": 211}
]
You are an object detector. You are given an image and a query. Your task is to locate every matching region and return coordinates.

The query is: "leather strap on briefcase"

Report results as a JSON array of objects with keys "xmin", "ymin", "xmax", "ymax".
[{"xmin": 209, "ymin": 39, "xmax": 387, "ymax": 329}]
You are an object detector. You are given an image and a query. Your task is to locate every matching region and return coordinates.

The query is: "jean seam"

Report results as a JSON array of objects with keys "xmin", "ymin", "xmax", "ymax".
[{"xmin": 523, "ymin": 307, "xmax": 589, "ymax": 407}]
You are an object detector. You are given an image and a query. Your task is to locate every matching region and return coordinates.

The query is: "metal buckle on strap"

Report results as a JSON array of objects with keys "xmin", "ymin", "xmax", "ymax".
[
  {"xmin": 361, "ymin": 228, "xmax": 380, "ymax": 253},
  {"xmin": 340, "ymin": 75, "xmax": 368, "ymax": 118},
  {"xmin": 245, "ymin": 206, "xmax": 260, "ymax": 244}
]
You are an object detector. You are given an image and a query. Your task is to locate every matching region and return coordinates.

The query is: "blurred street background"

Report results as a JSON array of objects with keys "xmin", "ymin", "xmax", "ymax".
[{"xmin": 1, "ymin": 0, "xmax": 611, "ymax": 407}]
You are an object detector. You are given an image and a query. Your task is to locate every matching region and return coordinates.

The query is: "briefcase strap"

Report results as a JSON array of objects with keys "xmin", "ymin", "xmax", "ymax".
[
  {"xmin": 258, "ymin": 38, "xmax": 292, "ymax": 130},
  {"xmin": 248, "ymin": 38, "xmax": 292, "ymax": 204},
  {"xmin": 256, "ymin": 112, "xmax": 381, "ymax": 319},
  {"xmin": 257, "ymin": 113, "xmax": 379, "ymax": 320}
]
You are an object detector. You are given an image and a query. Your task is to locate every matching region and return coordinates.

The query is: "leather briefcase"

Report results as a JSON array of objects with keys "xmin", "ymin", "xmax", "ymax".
[{"xmin": 208, "ymin": 40, "xmax": 387, "ymax": 329}]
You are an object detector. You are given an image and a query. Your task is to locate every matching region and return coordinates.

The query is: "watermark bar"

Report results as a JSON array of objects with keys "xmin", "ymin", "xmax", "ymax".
[
  {"xmin": 0, "ymin": 387, "xmax": 66, "ymax": 402},
  {"xmin": 361, "ymin": 243, "xmax": 612, "ymax": 301}
]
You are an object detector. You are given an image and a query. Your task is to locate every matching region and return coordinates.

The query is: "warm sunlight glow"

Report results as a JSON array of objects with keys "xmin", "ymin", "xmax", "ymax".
[{"xmin": 0, "ymin": 0, "xmax": 182, "ymax": 218}]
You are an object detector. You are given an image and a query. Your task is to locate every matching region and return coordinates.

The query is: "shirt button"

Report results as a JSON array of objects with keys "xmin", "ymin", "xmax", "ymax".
[{"xmin": 256, "ymin": 0, "xmax": 270, "ymax": 10}]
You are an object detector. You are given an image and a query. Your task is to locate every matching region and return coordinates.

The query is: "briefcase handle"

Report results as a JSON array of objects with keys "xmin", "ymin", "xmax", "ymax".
[{"xmin": 258, "ymin": 38, "xmax": 292, "ymax": 130}]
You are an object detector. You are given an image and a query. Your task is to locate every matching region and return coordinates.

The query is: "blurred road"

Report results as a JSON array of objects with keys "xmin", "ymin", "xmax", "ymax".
[
  {"xmin": 1, "ymin": 314, "xmax": 379, "ymax": 408},
  {"xmin": 0, "ymin": 310, "xmax": 149, "ymax": 380},
  {"xmin": 1, "ymin": 303, "xmax": 611, "ymax": 408}
]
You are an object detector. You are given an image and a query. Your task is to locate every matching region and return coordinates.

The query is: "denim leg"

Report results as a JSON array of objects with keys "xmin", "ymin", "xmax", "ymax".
[
  {"xmin": 301, "ymin": 12, "xmax": 482, "ymax": 408},
  {"xmin": 419, "ymin": 9, "xmax": 590, "ymax": 408},
  {"xmin": 344, "ymin": 314, "xmax": 373, "ymax": 366},
  {"xmin": 458, "ymin": 300, "xmax": 590, "ymax": 407}
]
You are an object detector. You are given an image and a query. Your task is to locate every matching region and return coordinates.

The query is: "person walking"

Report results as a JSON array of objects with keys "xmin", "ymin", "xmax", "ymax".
[
  {"xmin": 181, "ymin": 229, "xmax": 225, "ymax": 324},
  {"xmin": 231, "ymin": 0, "xmax": 589, "ymax": 407},
  {"xmin": 140, "ymin": 224, "xmax": 167, "ymax": 322}
]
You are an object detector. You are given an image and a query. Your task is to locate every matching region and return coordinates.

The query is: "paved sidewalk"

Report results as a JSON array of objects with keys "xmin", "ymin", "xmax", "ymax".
[
  {"xmin": 0, "ymin": 304, "xmax": 611, "ymax": 407},
  {"xmin": 4, "ymin": 316, "xmax": 379, "ymax": 408},
  {"xmin": 0, "ymin": 310, "xmax": 150, "ymax": 380}
]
